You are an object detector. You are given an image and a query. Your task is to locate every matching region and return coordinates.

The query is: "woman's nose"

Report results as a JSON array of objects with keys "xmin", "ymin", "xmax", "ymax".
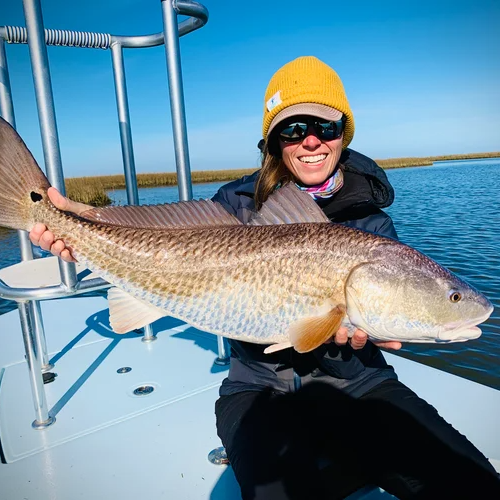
[{"xmin": 301, "ymin": 125, "xmax": 322, "ymax": 148}]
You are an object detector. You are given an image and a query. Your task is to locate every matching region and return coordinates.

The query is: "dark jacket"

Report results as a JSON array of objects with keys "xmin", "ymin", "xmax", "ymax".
[{"xmin": 212, "ymin": 149, "xmax": 398, "ymax": 398}]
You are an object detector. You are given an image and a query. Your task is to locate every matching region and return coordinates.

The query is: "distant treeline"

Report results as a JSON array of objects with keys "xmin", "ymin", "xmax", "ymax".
[{"xmin": 66, "ymin": 152, "xmax": 500, "ymax": 206}]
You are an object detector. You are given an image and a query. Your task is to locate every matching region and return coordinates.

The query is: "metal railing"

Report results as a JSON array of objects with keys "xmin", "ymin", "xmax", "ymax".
[{"xmin": 0, "ymin": 0, "xmax": 228, "ymax": 430}]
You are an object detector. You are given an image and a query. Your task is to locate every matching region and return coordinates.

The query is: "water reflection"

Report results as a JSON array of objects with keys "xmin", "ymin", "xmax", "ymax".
[
  {"xmin": 384, "ymin": 160, "xmax": 500, "ymax": 388},
  {"xmin": 0, "ymin": 227, "xmax": 21, "ymax": 267}
]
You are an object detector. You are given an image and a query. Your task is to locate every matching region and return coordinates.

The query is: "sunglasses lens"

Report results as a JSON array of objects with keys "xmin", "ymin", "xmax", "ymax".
[
  {"xmin": 279, "ymin": 123, "xmax": 307, "ymax": 141},
  {"xmin": 316, "ymin": 121, "xmax": 337, "ymax": 140}
]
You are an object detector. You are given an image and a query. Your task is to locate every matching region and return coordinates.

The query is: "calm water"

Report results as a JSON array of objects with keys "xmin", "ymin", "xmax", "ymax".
[{"xmin": 1, "ymin": 160, "xmax": 499, "ymax": 388}]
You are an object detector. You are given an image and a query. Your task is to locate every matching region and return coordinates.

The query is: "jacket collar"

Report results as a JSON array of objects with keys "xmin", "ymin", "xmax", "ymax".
[{"xmin": 234, "ymin": 170, "xmax": 259, "ymax": 197}]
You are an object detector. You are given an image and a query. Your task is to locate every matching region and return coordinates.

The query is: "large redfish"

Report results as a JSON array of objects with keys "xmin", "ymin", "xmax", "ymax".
[{"xmin": 0, "ymin": 117, "xmax": 493, "ymax": 353}]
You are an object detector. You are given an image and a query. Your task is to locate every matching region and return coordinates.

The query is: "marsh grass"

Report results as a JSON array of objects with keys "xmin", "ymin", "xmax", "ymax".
[
  {"xmin": 65, "ymin": 169, "xmax": 257, "ymax": 206},
  {"xmin": 65, "ymin": 152, "xmax": 500, "ymax": 206},
  {"xmin": 66, "ymin": 179, "xmax": 113, "ymax": 206},
  {"xmin": 376, "ymin": 151, "xmax": 500, "ymax": 169}
]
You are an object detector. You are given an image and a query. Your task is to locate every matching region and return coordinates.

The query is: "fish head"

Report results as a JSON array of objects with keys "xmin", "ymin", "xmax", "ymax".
[{"xmin": 345, "ymin": 244, "xmax": 494, "ymax": 343}]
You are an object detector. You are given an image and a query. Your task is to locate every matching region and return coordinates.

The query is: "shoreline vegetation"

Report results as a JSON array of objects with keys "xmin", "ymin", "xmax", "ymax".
[{"xmin": 66, "ymin": 151, "xmax": 500, "ymax": 206}]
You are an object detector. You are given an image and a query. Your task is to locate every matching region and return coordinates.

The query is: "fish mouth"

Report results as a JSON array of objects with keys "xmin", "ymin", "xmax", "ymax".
[
  {"xmin": 439, "ymin": 307, "xmax": 493, "ymax": 342},
  {"xmin": 438, "ymin": 326, "xmax": 482, "ymax": 342}
]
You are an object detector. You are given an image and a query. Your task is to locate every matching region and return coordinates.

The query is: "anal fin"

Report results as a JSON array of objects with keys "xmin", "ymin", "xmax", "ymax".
[
  {"xmin": 264, "ymin": 341, "xmax": 293, "ymax": 354},
  {"xmin": 289, "ymin": 301, "xmax": 346, "ymax": 353},
  {"xmin": 108, "ymin": 287, "xmax": 166, "ymax": 334}
]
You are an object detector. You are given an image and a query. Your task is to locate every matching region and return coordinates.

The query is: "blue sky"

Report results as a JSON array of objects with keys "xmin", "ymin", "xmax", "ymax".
[{"xmin": 1, "ymin": 0, "xmax": 499, "ymax": 177}]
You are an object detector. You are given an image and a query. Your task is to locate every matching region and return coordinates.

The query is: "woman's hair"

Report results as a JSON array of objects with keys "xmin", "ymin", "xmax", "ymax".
[{"xmin": 254, "ymin": 141, "xmax": 293, "ymax": 210}]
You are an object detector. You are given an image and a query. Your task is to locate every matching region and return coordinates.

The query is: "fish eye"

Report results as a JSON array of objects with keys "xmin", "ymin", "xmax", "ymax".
[{"xmin": 449, "ymin": 291, "xmax": 462, "ymax": 303}]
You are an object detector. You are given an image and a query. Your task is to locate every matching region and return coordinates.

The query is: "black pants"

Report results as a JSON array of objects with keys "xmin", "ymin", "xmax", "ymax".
[{"xmin": 215, "ymin": 379, "xmax": 500, "ymax": 499}]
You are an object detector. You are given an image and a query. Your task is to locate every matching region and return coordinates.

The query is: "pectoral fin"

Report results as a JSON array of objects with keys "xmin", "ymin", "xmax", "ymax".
[
  {"xmin": 108, "ymin": 287, "xmax": 166, "ymax": 333},
  {"xmin": 289, "ymin": 302, "xmax": 346, "ymax": 353}
]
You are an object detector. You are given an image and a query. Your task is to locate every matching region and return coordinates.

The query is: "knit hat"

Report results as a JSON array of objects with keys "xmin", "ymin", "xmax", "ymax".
[{"xmin": 262, "ymin": 56, "xmax": 355, "ymax": 150}]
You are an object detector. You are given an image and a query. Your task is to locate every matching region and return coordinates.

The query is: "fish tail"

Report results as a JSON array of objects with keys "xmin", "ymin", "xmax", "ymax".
[{"xmin": 0, "ymin": 117, "xmax": 51, "ymax": 231}]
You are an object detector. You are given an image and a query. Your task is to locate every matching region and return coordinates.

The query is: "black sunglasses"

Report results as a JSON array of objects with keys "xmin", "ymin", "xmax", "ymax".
[{"xmin": 277, "ymin": 115, "xmax": 346, "ymax": 143}]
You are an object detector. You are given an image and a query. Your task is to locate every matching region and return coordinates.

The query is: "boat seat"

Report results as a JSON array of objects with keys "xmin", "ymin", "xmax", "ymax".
[{"xmin": 0, "ymin": 255, "xmax": 95, "ymax": 288}]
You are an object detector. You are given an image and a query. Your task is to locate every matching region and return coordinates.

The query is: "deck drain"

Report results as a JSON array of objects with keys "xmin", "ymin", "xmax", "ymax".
[
  {"xmin": 133, "ymin": 385, "xmax": 155, "ymax": 396},
  {"xmin": 117, "ymin": 367, "xmax": 132, "ymax": 374}
]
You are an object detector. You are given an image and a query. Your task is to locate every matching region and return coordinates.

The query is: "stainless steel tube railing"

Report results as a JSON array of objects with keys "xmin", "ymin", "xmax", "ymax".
[
  {"xmin": 0, "ymin": 277, "xmax": 112, "ymax": 301},
  {"xmin": 22, "ymin": 0, "xmax": 80, "ymax": 300},
  {"xmin": 161, "ymin": 0, "xmax": 193, "ymax": 202},
  {"xmin": 0, "ymin": 28, "xmax": 52, "ymax": 374},
  {"xmin": 0, "ymin": 0, "xmax": 224, "ymax": 429},
  {"xmin": 18, "ymin": 300, "xmax": 55, "ymax": 429},
  {"xmin": 21, "ymin": 0, "xmax": 68, "ymax": 427},
  {"xmin": 110, "ymin": 42, "xmax": 140, "ymax": 206}
]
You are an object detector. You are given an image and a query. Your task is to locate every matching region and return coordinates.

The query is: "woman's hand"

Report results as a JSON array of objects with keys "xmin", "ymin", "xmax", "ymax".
[
  {"xmin": 29, "ymin": 187, "xmax": 93, "ymax": 263},
  {"xmin": 331, "ymin": 327, "xmax": 402, "ymax": 351}
]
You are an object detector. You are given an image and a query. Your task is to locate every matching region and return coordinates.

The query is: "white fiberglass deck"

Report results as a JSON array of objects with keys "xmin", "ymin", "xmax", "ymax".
[{"xmin": 0, "ymin": 258, "xmax": 498, "ymax": 499}]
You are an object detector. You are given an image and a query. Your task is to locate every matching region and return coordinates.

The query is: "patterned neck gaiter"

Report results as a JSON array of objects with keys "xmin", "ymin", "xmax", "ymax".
[{"xmin": 295, "ymin": 168, "xmax": 344, "ymax": 200}]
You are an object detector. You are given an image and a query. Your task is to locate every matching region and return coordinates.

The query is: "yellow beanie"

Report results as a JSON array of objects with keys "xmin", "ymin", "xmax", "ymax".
[{"xmin": 262, "ymin": 56, "xmax": 355, "ymax": 150}]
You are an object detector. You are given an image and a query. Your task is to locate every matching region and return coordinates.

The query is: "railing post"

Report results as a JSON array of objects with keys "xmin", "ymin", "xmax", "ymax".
[
  {"xmin": 19, "ymin": 300, "xmax": 55, "ymax": 428},
  {"xmin": 214, "ymin": 336, "xmax": 230, "ymax": 366},
  {"xmin": 110, "ymin": 42, "xmax": 140, "ymax": 206},
  {"xmin": 110, "ymin": 42, "xmax": 156, "ymax": 341},
  {"xmin": 20, "ymin": 0, "xmax": 78, "ymax": 428},
  {"xmin": 22, "ymin": 0, "xmax": 79, "ymax": 290},
  {"xmin": 0, "ymin": 37, "xmax": 15, "ymax": 125},
  {"xmin": 160, "ymin": 0, "xmax": 229, "ymax": 359},
  {"xmin": 142, "ymin": 324, "xmax": 157, "ymax": 343},
  {"xmin": 160, "ymin": 0, "xmax": 193, "ymax": 202},
  {"xmin": 0, "ymin": 36, "xmax": 53, "ymax": 373}
]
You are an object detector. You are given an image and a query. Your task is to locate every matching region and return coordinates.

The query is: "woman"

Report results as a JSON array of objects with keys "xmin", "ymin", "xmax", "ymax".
[{"xmin": 30, "ymin": 57, "xmax": 499, "ymax": 499}]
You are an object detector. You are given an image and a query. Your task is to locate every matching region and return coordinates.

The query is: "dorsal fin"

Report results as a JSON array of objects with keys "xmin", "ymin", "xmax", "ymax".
[
  {"xmin": 80, "ymin": 199, "xmax": 242, "ymax": 228},
  {"xmin": 249, "ymin": 182, "xmax": 330, "ymax": 226}
]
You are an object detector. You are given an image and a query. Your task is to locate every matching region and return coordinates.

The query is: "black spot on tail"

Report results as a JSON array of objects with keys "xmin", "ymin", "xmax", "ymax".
[{"xmin": 30, "ymin": 191, "xmax": 43, "ymax": 202}]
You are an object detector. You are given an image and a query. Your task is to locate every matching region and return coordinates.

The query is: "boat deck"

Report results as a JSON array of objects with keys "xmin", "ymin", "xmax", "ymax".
[{"xmin": 0, "ymin": 294, "xmax": 244, "ymax": 499}]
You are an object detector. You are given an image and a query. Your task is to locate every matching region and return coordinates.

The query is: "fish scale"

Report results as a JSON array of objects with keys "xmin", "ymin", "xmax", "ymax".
[{"xmin": 66, "ymin": 222, "xmax": 370, "ymax": 343}]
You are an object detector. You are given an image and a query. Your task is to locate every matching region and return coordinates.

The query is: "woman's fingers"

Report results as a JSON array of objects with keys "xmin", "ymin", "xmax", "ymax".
[
  {"xmin": 349, "ymin": 330, "xmax": 368, "ymax": 350},
  {"xmin": 333, "ymin": 326, "xmax": 349, "ymax": 346},
  {"xmin": 50, "ymin": 239, "xmax": 65, "ymax": 257},
  {"xmin": 39, "ymin": 230, "xmax": 56, "ymax": 251},
  {"xmin": 331, "ymin": 328, "xmax": 401, "ymax": 351},
  {"xmin": 333, "ymin": 327, "xmax": 367, "ymax": 350},
  {"xmin": 47, "ymin": 187, "xmax": 92, "ymax": 215},
  {"xmin": 331, "ymin": 330, "xmax": 402, "ymax": 350},
  {"xmin": 29, "ymin": 223, "xmax": 47, "ymax": 246},
  {"xmin": 47, "ymin": 187, "xmax": 69, "ymax": 210},
  {"xmin": 373, "ymin": 341, "xmax": 402, "ymax": 350},
  {"xmin": 28, "ymin": 221, "xmax": 77, "ymax": 262},
  {"xmin": 27, "ymin": 188, "xmax": 87, "ymax": 261},
  {"xmin": 60, "ymin": 248, "xmax": 77, "ymax": 263}
]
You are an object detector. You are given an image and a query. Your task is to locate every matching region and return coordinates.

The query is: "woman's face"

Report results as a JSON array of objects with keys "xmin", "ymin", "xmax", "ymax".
[{"xmin": 279, "ymin": 123, "xmax": 343, "ymax": 186}]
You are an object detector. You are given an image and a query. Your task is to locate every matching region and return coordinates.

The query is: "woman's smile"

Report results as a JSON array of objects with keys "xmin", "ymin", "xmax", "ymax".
[{"xmin": 297, "ymin": 153, "xmax": 328, "ymax": 165}]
